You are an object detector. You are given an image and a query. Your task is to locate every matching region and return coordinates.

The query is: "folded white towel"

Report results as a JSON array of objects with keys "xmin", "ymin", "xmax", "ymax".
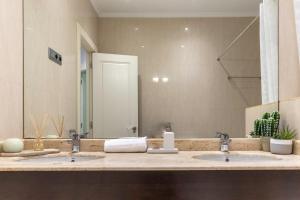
[{"xmin": 104, "ymin": 137, "xmax": 147, "ymax": 153}]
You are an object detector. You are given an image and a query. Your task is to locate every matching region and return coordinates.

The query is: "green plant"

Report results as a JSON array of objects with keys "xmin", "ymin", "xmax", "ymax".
[
  {"xmin": 273, "ymin": 126, "xmax": 297, "ymax": 140},
  {"xmin": 260, "ymin": 119, "xmax": 268, "ymax": 136},
  {"xmin": 250, "ymin": 111, "xmax": 280, "ymax": 138},
  {"xmin": 271, "ymin": 111, "xmax": 280, "ymax": 133},
  {"xmin": 254, "ymin": 119, "xmax": 261, "ymax": 135},
  {"xmin": 262, "ymin": 112, "xmax": 270, "ymax": 119}
]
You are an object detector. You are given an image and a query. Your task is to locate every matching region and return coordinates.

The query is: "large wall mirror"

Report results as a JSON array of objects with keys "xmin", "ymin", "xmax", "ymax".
[{"xmin": 23, "ymin": 0, "xmax": 279, "ymax": 139}]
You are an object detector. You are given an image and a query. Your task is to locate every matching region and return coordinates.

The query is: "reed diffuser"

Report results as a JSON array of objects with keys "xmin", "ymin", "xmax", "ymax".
[
  {"xmin": 51, "ymin": 115, "xmax": 65, "ymax": 138},
  {"xmin": 30, "ymin": 113, "xmax": 49, "ymax": 151}
]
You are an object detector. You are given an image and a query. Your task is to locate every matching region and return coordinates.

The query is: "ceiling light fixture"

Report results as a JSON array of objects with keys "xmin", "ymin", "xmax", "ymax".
[
  {"xmin": 152, "ymin": 77, "xmax": 159, "ymax": 83},
  {"xmin": 162, "ymin": 77, "xmax": 169, "ymax": 83}
]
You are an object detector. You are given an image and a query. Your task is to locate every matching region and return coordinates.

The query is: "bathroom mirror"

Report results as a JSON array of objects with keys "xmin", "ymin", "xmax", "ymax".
[{"xmin": 23, "ymin": 0, "xmax": 279, "ymax": 139}]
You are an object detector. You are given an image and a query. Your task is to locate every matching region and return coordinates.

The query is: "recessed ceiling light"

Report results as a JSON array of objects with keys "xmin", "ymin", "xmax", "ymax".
[
  {"xmin": 134, "ymin": 27, "xmax": 139, "ymax": 31},
  {"xmin": 180, "ymin": 45, "xmax": 185, "ymax": 48},
  {"xmin": 184, "ymin": 27, "xmax": 189, "ymax": 31},
  {"xmin": 162, "ymin": 77, "xmax": 169, "ymax": 83},
  {"xmin": 152, "ymin": 77, "xmax": 159, "ymax": 83}
]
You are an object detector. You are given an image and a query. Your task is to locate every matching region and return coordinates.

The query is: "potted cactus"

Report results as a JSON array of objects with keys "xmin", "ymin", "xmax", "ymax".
[
  {"xmin": 250, "ymin": 111, "xmax": 280, "ymax": 152},
  {"xmin": 270, "ymin": 126, "xmax": 297, "ymax": 155}
]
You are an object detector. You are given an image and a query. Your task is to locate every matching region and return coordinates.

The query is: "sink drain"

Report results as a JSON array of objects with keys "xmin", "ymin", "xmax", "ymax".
[{"xmin": 225, "ymin": 158, "xmax": 230, "ymax": 162}]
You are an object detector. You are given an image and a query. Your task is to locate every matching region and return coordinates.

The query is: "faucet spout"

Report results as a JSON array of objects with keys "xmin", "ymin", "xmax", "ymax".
[
  {"xmin": 216, "ymin": 132, "xmax": 231, "ymax": 152},
  {"xmin": 69, "ymin": 129, "xmax": 80, "ymax": 153}
]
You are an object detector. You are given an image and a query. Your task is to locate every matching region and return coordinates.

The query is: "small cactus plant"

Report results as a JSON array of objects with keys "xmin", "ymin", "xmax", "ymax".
[
  {"xmin": 262, "ymin": 112, "xmax": 271, "ymax": 119},
  {"xmin": 271, "ymin": 111, "xmax": 280, "ymax": 134},
  {"xmin": 254, "ymin": 119, "xmax": 261, "ymax": 136},
  {"xmin": 266, "ymin": 117, "xmax": 275, "ymax": 137},
  {"xmin": 250, "ymin": 111, "xmax": 280, "ymax": 138}
]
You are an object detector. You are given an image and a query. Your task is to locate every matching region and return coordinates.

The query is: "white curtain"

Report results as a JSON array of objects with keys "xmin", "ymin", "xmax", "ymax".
[{"xmin": 260, "ymin": 0, "xmax": 279, "ymax": 104}]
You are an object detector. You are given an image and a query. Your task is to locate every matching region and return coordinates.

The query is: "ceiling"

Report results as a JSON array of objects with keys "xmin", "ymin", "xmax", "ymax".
[{"xmin": 90, "ymin": 0, "xmax": 262, "ymax": 18}]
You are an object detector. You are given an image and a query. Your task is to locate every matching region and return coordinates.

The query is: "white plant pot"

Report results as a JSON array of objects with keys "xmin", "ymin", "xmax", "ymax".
[{"xmin": 270, "ymin": 139, "xmax": 293, "ymax": 155}]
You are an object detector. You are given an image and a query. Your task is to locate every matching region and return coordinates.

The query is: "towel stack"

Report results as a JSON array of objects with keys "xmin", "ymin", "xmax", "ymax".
[{"xmin": 104, "ymin": 137, "xmax": 147, "ymax": 153}]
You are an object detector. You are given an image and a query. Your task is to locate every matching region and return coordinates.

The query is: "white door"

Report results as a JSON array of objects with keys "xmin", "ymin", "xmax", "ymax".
[{"xmin": 93, "ymin": 53, "xmax": 138, "ymax": 138}]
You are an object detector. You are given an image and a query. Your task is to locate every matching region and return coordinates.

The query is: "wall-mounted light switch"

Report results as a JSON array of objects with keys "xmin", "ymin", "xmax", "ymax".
[{"xmin": 48, "ymin": 48, "xmax": 62, "ymax": 65}]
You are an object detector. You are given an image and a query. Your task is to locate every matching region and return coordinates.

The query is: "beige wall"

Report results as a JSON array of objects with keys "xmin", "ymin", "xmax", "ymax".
[
  {"xmin": 24, "ymin": 0, "xmax": 99, "ymax": 138},
  {"xmin": 279, "ymin": 0, "xmax": 300, "ymax": 101},
  {"xmin": 1, "ymin": 0, "xmax": 299, "ymax": 140},
  {"xmin": 278, "ymin": 0, "xmax": 300, "ymax": 139},
  {"xmin": 280, "ymin": 98, "xmax": 300, "ymax": 139},
  {"xmin": 98, "ymin": 18, "xmax": 261, "ymax": 138},
  {"xmin": 0, "ymin": 0, "xmax": 23, "ymax": 139}
]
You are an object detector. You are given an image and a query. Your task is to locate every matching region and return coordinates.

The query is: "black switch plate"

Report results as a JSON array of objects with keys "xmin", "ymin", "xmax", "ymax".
[{"xmin": 48, "ymin": 48, "xmax": 62, "ymax": 65}]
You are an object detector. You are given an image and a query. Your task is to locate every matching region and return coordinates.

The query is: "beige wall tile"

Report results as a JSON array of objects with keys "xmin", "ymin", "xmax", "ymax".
[
  {"xmin": 0, "ymin": 0, "xmax": 23, "ymax": 139},
  {"xmin": 0, "ymin": 3, "xmax": 266, "ymax": 140},
  {"xmin": 278, "ymin": 0, "xmax": 300, "ymax": 140},
  {"xmin": 280, "ymin": 98, "xmax": 300, "ymax": 139},
  {"xmin": 23, "ymin": 138, "xmax": 261, "ymax": 151},
  {"xmin": 279, "ymin": 0, "xmax": 300, "ymax": 101},
  {"xmin": 98, "ymin": 18, "xmax": 261, "ymax": 138},
  {"xmin": 23, "ymin": 0, "xmax": 99, "ymax": 138}
]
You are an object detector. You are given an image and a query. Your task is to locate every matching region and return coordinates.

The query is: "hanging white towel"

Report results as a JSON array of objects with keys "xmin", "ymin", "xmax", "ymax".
[
  {"xmin": 104, "ymin": 137, "xmax": 147, "ymax": 153},
  {"xmin": 260, "ymin": 0, "xmax": 279, "ymax": 104}
]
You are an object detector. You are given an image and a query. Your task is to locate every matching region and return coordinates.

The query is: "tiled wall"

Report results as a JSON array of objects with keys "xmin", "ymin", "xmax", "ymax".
[
  {"xmin": 98, "ymin": 18, "xmax": 261, "ymax": 138},
  {"xmin": 0, "ymin": 0, "xmax": 299, "ymax": 140},
  {"xmin": 279, "ymin": 0, "xmax": 300, "ymax": 101},
  {"xmin": 0, "ymin": 0, "xmax": 23, "ymax": 139},
  {"xmin": 279, "ymin": 0, "xmax": 300, "ymax": 139},
  {"xmin": 23, "ymin": 0, "xmax": 99, "ymax": 138}
]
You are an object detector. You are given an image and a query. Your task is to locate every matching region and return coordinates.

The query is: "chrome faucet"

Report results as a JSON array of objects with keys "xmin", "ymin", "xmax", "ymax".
[
  {"xmin": 69, "ymin": 129, "xmax": 80, "ymax": 153},
  {"xmin": 216, "ymin": 132, "xmax": 231, "ymax": 152}
]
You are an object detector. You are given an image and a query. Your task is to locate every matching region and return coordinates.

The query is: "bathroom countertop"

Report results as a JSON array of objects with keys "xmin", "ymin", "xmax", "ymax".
[{"xmin": 0, "ymin": 151, "xmax": 300, "ymax": 171}]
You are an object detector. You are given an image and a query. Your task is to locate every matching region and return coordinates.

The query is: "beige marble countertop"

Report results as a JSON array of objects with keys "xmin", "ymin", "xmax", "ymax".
[{"xmin": 0, "ymin": 151, "xmax": 300, "ymax": 171}]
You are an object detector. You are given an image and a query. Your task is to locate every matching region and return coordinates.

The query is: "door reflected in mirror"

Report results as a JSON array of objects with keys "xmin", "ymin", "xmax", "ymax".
[
  {"xmin": 23, "ymin": 0, "xmax": 279, "ymax": 139},
  {"xmin": 80, "ymin": 47, "xmax": 91, "ymax": 138}
]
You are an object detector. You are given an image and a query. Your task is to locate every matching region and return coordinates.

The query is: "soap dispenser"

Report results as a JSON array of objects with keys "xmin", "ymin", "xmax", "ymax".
[
  {"xmin": 147, "ymin": 129, "xmax": 178, "ymax": 154},
  {"xmin": 163, "ymin": 131, "xmax": 175, "ymax": 149}
]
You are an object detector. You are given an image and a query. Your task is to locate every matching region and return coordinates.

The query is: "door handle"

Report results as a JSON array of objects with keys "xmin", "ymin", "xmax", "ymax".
[
  {"xmin": 132, "ymin": 126, "xmax": 137, "ymax": 134},
  {"xmin": 127, "ymin": 126, "xmax": 137, "ymax": 134}
]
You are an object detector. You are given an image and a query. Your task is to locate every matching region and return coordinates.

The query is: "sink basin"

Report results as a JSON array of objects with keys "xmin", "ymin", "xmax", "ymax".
[
  {"xmin": 16, "ymin": 154, "xmax": 104, "ymax": 164},
  {"xmin": 193, "ymin": 153, "xmax": 282, "ymax": 162}
]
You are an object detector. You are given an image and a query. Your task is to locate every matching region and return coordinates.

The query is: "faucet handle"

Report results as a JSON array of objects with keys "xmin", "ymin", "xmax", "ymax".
[
  {"xmin": 216, "ymin": 132, "xmax": 230, "ymax": 140},
  {"xmin": 69, "ymin": 129, "xmax": 79, "ymax": 139}
]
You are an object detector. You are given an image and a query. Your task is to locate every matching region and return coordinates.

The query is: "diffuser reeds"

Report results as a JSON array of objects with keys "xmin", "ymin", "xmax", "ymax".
[
  {"xmin": 30, "ymin": 113, "xmax": 48, "ymax": 151},
  {"xmin": 51, "ymin": 115, "xmax": 65, "ymax": 138}
]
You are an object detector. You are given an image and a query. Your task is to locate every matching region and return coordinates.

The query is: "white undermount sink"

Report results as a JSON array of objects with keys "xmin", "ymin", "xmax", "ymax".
[
  {"xmin": 16, "ymin": 154, "xmax": 105, "ymax": 164},
  {"xmin": 193, "ymin": 153, "xmax": 282, "ymax": 162}
]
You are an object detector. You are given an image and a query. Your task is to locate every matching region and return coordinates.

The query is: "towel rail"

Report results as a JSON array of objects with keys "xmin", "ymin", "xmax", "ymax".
[{"xmin": 216, "ymin": 17, "xmax": 261, "ymax": 106}]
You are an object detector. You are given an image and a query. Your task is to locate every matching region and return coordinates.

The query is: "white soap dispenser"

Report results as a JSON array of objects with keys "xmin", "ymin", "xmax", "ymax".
[
  {"xmin": 147, "ymin": 131, "xmax": 178, "ymax": 154},
  {"xmin": 163, "ymin": 131, "xmax": 175, "ymax": 149}
]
